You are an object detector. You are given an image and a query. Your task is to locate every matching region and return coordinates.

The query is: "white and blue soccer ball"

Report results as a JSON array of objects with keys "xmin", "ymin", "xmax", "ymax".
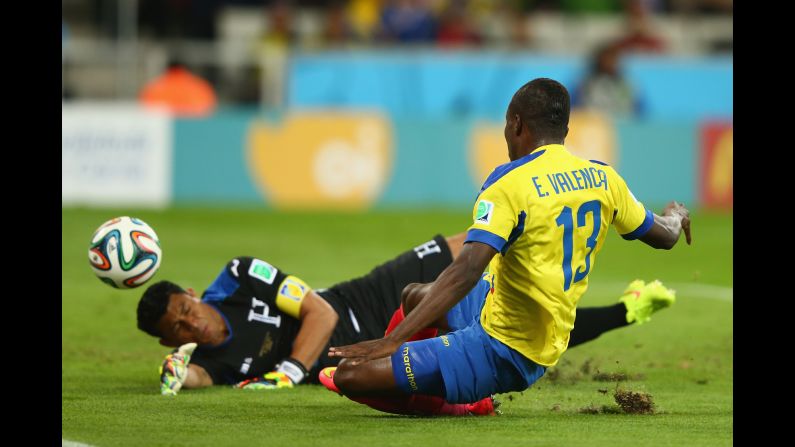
[{"xmin": 88, "ymin": 216, "xmax": 162, "ymax": 289}]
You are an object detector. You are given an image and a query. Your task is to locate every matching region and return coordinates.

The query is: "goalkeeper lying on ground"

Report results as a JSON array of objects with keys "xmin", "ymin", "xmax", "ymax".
[{"xmin": 137, "ymin": 233, "xmax": 674, "ymax": 396}]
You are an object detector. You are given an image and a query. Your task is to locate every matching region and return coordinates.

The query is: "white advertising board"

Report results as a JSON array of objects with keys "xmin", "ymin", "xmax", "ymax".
[{"xmin": 62, "ymin": 103, "xmax": 172, "ymax": 207}]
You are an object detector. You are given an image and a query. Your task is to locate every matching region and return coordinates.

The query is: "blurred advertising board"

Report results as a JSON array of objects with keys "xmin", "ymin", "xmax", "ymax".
[
  {"xmin": 700, "ymin": 121, "xmax": 733, "ymax": 209},
  {"xmin": 247, "ymin": 112, "xmax": 393, "ymax": 209},
  {"xmin": 172, "ymin": 110, "xmax": 696, "ymax": 209},
  {"xmin": 62, "ymin": 103, "xmax": 172, "ymax": 208}
]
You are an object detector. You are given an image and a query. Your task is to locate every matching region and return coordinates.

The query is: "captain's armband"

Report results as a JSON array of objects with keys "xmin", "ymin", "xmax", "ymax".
[{"xmin": 275, "ymin": 275, "xmax": 311, "ymax": 318}]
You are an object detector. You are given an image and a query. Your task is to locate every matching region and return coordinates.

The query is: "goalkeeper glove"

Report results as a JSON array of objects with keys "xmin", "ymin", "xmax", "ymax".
[
  {"xmin": 235, "ymin": 357, "xmax": 309, "ymax": 390},
  {"xmin": 159, "ymin": 342, "xmax": 197, "ymax": 396}
]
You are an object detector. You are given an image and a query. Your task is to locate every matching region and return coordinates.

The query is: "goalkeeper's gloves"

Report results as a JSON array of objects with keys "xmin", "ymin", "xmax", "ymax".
[
  {"xmin": 159, "ymin": 342, "xmax": 197, "ymax": 396},
  {"xmin": 235, "ymin": 357, "xmax": 308, "ymax": 390}
]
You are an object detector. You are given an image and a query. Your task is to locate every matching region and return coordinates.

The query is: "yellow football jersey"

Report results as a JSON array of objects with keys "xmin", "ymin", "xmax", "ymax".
[{"xmin": 466, "ymin": 144, "xmax": 652, "ymax": 366}]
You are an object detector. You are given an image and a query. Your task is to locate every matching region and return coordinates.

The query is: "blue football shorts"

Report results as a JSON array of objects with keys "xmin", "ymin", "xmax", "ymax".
[{"xmin": 390, "ymin": 275, "xmax": 546, "ymax": 404}]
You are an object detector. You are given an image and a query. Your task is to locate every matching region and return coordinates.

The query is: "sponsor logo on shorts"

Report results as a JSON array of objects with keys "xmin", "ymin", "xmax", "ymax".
[
  {"xmin": 402, "ymin": 346, "xmax": 418, "ymax": 391},
  {"xmin": 475, "ymin": 200, "xmax": 494, "ymax": 224}
]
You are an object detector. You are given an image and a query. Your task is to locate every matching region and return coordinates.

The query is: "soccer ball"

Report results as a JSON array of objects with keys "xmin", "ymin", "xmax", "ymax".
[{"xmin": 88, "ymin": 216, "xmax": 162, "ymax": 289}]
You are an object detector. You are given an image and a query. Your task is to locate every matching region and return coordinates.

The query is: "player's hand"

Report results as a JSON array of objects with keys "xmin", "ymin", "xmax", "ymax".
[
  {"xmin": 328, "ymin": 337, "xmax": 402, "ymax": 366},
  {"xmin": 235, "ymin": 372, "xmax": 294, "ymax": 390},
  {"xmin": 159, "ymin": 342, "xmax": 197, "ymax": 396},
  {"xmin": 663, "ymin": 201, "xmax": 692, "ymax": 245}
]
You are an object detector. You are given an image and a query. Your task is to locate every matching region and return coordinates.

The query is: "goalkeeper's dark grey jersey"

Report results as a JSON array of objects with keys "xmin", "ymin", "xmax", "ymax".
[
  {"xmin": 189, "ymin": 256, "xmax": 301, "ymax": 385},
  {"xmin": 191, "ymin": 235, "xmax": 453, "ymax": 385}
]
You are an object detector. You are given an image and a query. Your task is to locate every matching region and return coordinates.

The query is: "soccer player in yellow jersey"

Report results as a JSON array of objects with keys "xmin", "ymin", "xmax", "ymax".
[{"xmin": 324, "ymin": 78, "xmax": 691, "ymax": 416}]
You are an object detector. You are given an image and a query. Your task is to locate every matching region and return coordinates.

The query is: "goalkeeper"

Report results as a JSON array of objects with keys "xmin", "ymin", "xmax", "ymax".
[{"xmin": 137, "ymin": 233, "xmax": 674, "ymax": 395}]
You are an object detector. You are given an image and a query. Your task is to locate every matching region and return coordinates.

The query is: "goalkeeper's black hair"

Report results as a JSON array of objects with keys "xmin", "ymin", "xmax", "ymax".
[{"xmin": 137, "ymin": 280, "xmax": 185, "ymax": 337}]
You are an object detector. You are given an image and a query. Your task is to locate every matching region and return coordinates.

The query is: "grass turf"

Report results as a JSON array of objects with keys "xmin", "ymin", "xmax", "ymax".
[{"xmin": 63, "ymin": 207, "xmax": 732, "ymax": 446}]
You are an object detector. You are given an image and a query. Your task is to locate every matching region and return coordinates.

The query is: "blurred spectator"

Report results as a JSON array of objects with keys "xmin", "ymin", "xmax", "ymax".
[
  {"xmin": 573, "ymin": 43, "xmax": 643, "ymax": 118},
  {"xmin": 139, "ymin": 60, "xmax": 218, "ymax": 117},
  {"xmin": 262, "ymin": 0, "xmax": 298, "ymax": 48},
  {"xmin": 257, "ymin": 1, "xmax": 297, "ymax": 107},
  {"xmin": 377, "ymin": 0, "xmax": 438, "ymax": 43},
  {"xmin": 62, "ymin": 21, "xmax": 75, "ymax": 100},
  {"xmin": 347, "ymin": 0, "xmax": 381, "ymax": 41},
  {"xmin": 610, "ymin": 0, "xmax": 666, "ymax": 53},
  {"xmin": 188, "ymin": 0, "xmax": 223, "ymax": 40},
  {"xmin": 138, "ymin": 0, "xmax": 191, "ymax": 40},
  {"xmin": 668, "ymin": 0, "xmax": 732, "ymax": 15},
  {"xmin": 436, "ymin": 1, "xmax": 482, "ymax": 47},
  {"xmin": 561, "ymin": 0, "xmax": 622, "ymax": 13},
  {"xmin": 324, "ymin": 0, "xmax": 355, "ymax": 45},
  {"xmin": 501, "ymin": 1, "xmax": 533, "ymax": 48}
]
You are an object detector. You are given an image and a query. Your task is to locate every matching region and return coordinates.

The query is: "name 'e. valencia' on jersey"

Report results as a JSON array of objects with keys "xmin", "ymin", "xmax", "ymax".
[{"xmin": 466, "ymin": 144, "xmax": 653, "ymax": 367}]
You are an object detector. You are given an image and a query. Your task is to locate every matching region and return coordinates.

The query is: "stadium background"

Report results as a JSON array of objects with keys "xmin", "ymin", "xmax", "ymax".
[
  {"xmin": 62, "ymin": 1, "xmax": 732, "ymax": 446},
  {"xmin": 62, "ymin": 0, "xmax": 732, "ymax": 211}
]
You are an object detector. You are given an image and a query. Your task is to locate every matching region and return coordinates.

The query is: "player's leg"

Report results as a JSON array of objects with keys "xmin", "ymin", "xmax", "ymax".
[
  {"xmin": 332, "ymin": 357, "xmax": 401, "ymax": 396},
  {"xmin": 568, "ymin": 304, "xmax": 630, "ymax": 348},
  {"xmin": 569, "ymin": 279, "xmax": 677, "ymax": 347},
  {"xmin": 346, "ymin": 232, "xmax": 470, "ymax": 339},
  {"xmin": 331, "ymin": 333, "xmax": 502, "ymax": 416},
  {"xmin": 444, "ymin": 233, "xmax": 466, "ymax": 260},
  {"xmin": 397, "ymin": 277, "xmax": 677, "ymax": 350},
  {"xmin": 337, "ymin": 319, "xmax": 542, "ymax": 408},
  {"xmin": 382, "ymin": 281, "xmax": 448, "ymax": 341},
  {"xmin": 327, "ymin": 279, "xmax": 510, "ymax": 416},
  {"xmin": 330, "ymin": 349, "xmax": 476, "ymax": 416},
  {"xmin": 325, "ymin": 234, "xmax": 454, "ymax": 342},
  {"xmin": 383, "ymin": 272, "xmax": 492, "ymax": 341}
]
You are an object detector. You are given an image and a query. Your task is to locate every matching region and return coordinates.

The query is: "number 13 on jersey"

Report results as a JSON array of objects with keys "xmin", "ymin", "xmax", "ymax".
[{"xmin": 555, "ymin": 200, "xmax": 602, "ymax": 291}]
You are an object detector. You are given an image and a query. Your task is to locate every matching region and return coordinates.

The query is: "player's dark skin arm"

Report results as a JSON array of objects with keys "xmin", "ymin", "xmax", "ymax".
[
  {"xmin": 330, "ymin": 241, "xmax": 496, "ymax": 395},
  {"xmin": 329, "ymin": 241, "xmax": 496, "ymax": 366},
  {"xmin": 639, "ymin": 201, "xmax": 692, "ymax": 249}
]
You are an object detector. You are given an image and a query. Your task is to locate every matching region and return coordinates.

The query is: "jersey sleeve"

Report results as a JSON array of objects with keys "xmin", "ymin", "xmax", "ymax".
[
  {"xmin": 230, "ymin": 256, "xmax": 287, "ymax": 305},
  {"xmin": 606, "ymin": 166, "xmax": 654, "ymax": 240},
  {"xmin": 235, "ymin": 257, "xmax": 312, "ymax": 320},
  {"xmin": 465, "ymin": 179, "xmax": 522, "ymax": 253}
]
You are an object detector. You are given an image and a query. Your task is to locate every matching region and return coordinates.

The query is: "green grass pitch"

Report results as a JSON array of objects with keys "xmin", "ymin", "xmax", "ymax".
[{"xmin": 63, "ymin": 207, "xmax": 732, "ymax": 447}]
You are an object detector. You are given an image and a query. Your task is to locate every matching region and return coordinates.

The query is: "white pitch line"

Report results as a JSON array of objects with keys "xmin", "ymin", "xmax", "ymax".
[
  {"xmin": 666, "ymin": 282, "xmax": 733, "ymax": 302},
  {"xmin": 63, "ymin": 440, "xmax": 97, "ymax": 447},
  {"xmin": 587, "ymin": 281, "xmax": 733, "ymax": 302}
]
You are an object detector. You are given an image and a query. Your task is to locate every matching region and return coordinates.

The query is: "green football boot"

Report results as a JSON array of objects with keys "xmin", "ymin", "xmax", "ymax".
[{"xmin": 619, "ymin": 279, "xmax": 676, "ymax": 325}]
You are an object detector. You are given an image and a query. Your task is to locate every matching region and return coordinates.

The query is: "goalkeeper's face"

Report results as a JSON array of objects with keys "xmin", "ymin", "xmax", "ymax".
[{"xmin": 156, "ymin": 292, "xmax": 224, "ymax": 347}]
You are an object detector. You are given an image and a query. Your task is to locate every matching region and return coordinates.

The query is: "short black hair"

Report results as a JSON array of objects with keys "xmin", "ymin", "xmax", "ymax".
[
  {"xmin": 137, "ymin": 280, "xmax": 185, "ymax": 337},
  {"xmin": 509, "ymin": 78, "xmax": 570, "ymax": 141}
]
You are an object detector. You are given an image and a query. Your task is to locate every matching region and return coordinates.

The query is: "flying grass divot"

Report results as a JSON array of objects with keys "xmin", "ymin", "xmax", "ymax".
[
  {"xmin": 577, "ymin": 388, "xmax": 656, "ymax": 415},
  {"xmin": 614, "ymin": 389, "xmax": 655, "ymax": 414}
]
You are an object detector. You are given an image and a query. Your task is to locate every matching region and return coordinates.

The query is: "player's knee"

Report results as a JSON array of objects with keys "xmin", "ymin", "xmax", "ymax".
[
  {"xmin": 333, "ymin": 359, "xmax": 366, "ymax": 395},
  {"xmin": 401, "ymin": 283, "xmax": 423, "ymax": 314}
]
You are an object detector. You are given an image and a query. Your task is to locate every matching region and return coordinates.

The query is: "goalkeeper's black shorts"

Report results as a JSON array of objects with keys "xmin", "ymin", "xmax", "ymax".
[{"xmin": 308, "ymin": 234, "xmax": 453, "ymax": 381}]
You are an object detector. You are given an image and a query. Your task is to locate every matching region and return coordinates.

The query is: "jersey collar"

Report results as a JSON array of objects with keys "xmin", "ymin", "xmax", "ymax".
[{"xmin": 530, "ymin": 143, "xmax": 566, "ymax": 155}]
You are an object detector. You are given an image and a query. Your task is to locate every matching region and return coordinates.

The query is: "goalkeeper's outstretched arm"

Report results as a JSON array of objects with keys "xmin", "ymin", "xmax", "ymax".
[
  {"xmin": 182, "ymin": 364, "xmax": 213, "ymax": 389},
  {"xmin": 160, "ymin": 343, "xmax": 212, "ymax": 395}
]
